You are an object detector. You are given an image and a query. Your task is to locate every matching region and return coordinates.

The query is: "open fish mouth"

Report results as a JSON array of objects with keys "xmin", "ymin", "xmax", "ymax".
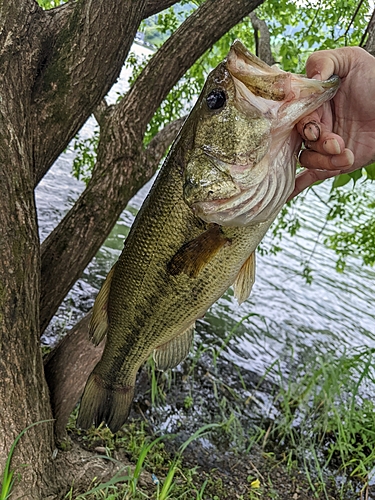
[{"xmin": 185, "ymin": 40, "xmax": 340, "ymax": 227}]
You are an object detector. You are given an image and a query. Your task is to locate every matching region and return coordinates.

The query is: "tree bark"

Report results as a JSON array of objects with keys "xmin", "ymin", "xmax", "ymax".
[
  {"xmin": 363, "ymin": 8, "xmax": 375, "ymax": 56},
  {"xmin": 39, "ymin": 0, "xmax": 264, "ymax": 334},
  {"xmin": 143, "ymin": 0, "xmax": 181, "ymax": 18},
  {"xmin": 249, "ymin": 11, "xmax": 276, "ymax": 66},
  {"xmin": 31, "ymin": 0, "xmax": 147, "ymax": 184},
  {"xmin": 44, "ymin": 314, "xmax": 98, "ymax": 440},
  {"xmin": 0, "ymin": 2, "xmax": 56, "ymax": 498},
  {"xmin": 31, "ymin": 0, "xmax": 180, "ymax": 186}
]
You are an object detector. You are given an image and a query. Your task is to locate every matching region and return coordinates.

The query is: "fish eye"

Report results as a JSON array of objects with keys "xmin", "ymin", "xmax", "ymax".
[{"xmin": 206, "ymin": 89, "xmax": 226, "ymax": 110}]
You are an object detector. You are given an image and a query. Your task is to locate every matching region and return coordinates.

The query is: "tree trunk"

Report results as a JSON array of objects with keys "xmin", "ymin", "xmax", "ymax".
[
  {"xmin": 363, "ymin": 8, "xmax": 375, "ymax": 56},
  {"xmin": 0, "ymin": 3, "xmax": 56, "ymax": 497}
]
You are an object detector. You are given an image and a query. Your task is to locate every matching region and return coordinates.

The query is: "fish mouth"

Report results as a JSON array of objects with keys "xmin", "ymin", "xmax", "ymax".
[
  {"xmin": 227, "ymin": 39, "xmax": 340, "ymax": 119},
  {"xmin": 189, "ymin": 40, "xmax": 340, "ymax": 227}
]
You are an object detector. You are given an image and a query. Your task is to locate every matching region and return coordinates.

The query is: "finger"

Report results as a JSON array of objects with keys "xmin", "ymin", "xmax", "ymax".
[
  {"xmin": 305, "ymin": 46, "xmax": 370, "ymax": 81},
  {"xmin": 298, "ymin": 148, "xmax": 354, "ymax": 171},
  {"xmin": 288, "ymin": 169, "xmax": 339, "ymax": 200},
  {"xmin": 304, "ymin": 132, "xmax": 346, "ymax": 156},
  {"xmin": 305, "ymin": 47, "xmax": 355, "ymax": 80},
  {"xmin": 296, "ymin": 112, "xmax": 322, "ymax": 141}
]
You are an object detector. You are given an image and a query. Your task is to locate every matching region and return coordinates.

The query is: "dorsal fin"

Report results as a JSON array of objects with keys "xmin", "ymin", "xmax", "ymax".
[
  {"xmin": 153, "ymin": 323, "xmax": 195, "ymax": 371},
  {"xmin": 168, "ymin": 225, "xmax": 230, "ymax": 278},
  {"xmin": 233, "ymin": 252, "xmax": 256, "ymax": 305},
  {"xmin": 89, "ymin": 264, "xmax": 116, "ymax": 346}
]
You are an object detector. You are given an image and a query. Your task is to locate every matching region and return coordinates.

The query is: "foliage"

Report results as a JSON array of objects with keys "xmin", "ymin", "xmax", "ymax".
[
  {"xmin": 63, "ymin": 332, "xmax": 375, "ymax": 499},
  {"xmin": 267, "ymin": 347, "xmax": 375, "ymax": 497},
  {"xmin": 72, "ymin": 129, "xmax": 99, "ymax": 185},
  {"xmin": 67, "ymin": 419, "xmax": 235, "ymax": 499},
  {"xmin": 325, "ymin": 176, "xmax": 375, "ymax": 271},
  {"xmin": 36, "ymin": 0, "xmax": 67, "ymax": 9},
  {"xmin": 258, "ymin": 0, "xmax": 371, "ymax": 72}
]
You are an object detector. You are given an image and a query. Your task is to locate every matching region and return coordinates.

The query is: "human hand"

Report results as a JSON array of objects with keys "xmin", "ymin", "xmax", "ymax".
[{"xmin": 291, "ymin": 46, "xmax": 375, "ymax": 198}]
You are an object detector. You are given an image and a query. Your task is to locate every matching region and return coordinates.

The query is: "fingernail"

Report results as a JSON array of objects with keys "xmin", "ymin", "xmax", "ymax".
[
  {"xmin": 303, "ymin": 122, "xmax": 320, "ymax": 141},
  {"xmin": 331, "ymin": 149, "xmax": 354, "ymax": 167},
  {"xmin": 323, "ymin": 138, "xmax": 341, "ymax": 155}
]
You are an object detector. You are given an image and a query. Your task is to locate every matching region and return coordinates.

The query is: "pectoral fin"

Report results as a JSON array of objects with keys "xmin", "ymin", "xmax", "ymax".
[
  {"xmin": 233, "ymin": 252, "xmax": 256, "ymax": 305},
  {"xmin": 168, "ymin": 225, "xmax": 230, "ymax": 278},
  {"xmin": 89, "ymin": 264, "xmax": 116, "ymax": 346},
  {"xmin": 153, "ymin": 323, "xmax": 195, "ymax": 371}
]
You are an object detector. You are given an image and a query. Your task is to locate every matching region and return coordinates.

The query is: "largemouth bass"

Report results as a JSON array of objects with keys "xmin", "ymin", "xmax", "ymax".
[{"xmin": 77, "ymin": 41, "xmax": 339, "ymax": 433}]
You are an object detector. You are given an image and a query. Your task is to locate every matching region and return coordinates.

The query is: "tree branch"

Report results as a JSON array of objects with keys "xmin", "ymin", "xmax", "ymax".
[
  {"xmin": 145, "ymin": 115, "xmax": 186, "ymax": 162},
  {"xmin": 249, "ymin": 12, "xmax": 275, "ymax": 66},
  {"xmin": 362, "ymin": 8, "xmax": 375, "ymax": 56},
  {"xmin": 32, "ymin": 0, "xmax": 147, "ymax": 185},
  {"xmin": 143, "ymin": 0, "xmax": 181, "ymax": 18},
  {"xmin": 122, "ymin": 0, "xmax": 265, "ymax": 138},
  {"xmin": 93, "ymin": 99, "xmax": 109, "ymax": 127},
  {"xmin": 31, "ymin": 0, "xmax": 181, "ymax": 186},
  {"xmin": 47, "ymin": 0, "xmax": 179, "ymax": 22},
  {"xmin": 44, "ymin": 313, "xmax": 96, "ymax": 438},
  {"xmin": 344, "ymin": 0, "xmax": 365, "ymax": 41}
]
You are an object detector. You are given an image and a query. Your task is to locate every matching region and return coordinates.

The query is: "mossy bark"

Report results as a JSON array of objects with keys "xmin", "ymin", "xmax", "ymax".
[{"xmin": 0, "ymin": 3, "xmax": 56, "ymax": 497}]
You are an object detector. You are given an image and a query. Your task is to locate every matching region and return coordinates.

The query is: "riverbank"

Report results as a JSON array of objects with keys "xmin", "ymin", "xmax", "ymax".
[{"xmin": 61, "ymin": 336, "xmax": 375, "ymax": 500}]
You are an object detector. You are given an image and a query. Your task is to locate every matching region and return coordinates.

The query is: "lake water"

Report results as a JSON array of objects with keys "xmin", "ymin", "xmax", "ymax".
[{"xmin": 36, "ymin": 43, "xmax": 375, "ymax": 388}]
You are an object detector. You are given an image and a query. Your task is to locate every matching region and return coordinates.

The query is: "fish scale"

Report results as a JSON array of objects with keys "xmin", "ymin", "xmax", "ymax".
[{"xmin": 77, "ymin": 40, "xmax": 340, "ymax": 433}]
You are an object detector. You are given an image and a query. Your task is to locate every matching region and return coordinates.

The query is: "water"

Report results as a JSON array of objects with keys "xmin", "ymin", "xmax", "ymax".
[{"xmin": 36, "ymin": 43, "xmax": 375, "ymax": 384}]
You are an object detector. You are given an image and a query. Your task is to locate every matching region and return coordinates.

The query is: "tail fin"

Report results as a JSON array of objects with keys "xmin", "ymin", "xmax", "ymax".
[{"xmin": 77, "ymin": 373, "xmax": 135, "ymax": 433}]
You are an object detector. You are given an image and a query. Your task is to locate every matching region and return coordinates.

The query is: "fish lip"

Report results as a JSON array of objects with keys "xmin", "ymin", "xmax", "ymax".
[{"xmin": 226, "ymin": 39, "xmax": 340, "ymax": 105}]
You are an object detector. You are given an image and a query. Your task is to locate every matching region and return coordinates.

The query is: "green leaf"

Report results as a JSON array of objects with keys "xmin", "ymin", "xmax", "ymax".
[
  {"xmin": 332, "ymin": 174, "xmax": 351, "ymax": 189},
  {"xmin": 348, "ymin": 168, "xmax": 363, "ymax": 185},
  {"xmin": 1, "ymin": 420, "xmax": 53, "ymax": 500},
  {"xmin": 365, "ymin": 163, "xmax": 375, "ymax": 180}
]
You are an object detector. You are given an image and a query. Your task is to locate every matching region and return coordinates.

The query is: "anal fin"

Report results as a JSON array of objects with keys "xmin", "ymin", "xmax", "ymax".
[
  {"xmin": 89, "ymin": 264, "xmax": 116, "ymax": 346},
  {"xmin": 168, "ymin": 225, "xmax": 230, "ymax": 278},
  {"xmin": 233, "ymin": 252, "xmax": 256, "ymax": 305},
  {"xmin": 153, "ymin": 323, "xmax": 195, "ymax": 371}
]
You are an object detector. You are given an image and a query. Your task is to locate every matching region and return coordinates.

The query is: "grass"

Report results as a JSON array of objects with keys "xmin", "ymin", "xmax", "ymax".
[
  {"xmin": 0, "ymin": 419, "xmax": 53, "ymax": 500},
  {"xmin": 264, "ymin": 346, "xmax": 375, "ymax": 498},
  {"xmin": 68, "ymin": 420, "xmax": 236, "ymax": 499},
  {"xmin": 66, "ymin": 324, "xmax": 375, "ymax": 500}
]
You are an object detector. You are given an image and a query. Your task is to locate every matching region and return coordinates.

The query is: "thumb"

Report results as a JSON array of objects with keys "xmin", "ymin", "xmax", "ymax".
[{"xmin": 305, "ymin": 46, "xmax": 364, "ymax": 80}]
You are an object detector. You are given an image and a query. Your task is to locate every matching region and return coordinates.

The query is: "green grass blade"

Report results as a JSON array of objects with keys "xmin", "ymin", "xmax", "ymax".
[
  {"xmin": 179, "ymin": 422, "xmax": 222, "ymax": 454},
  {"xmin": 158, "ymin": 461, "xmax": 178, "ymax": 500},
  {"xmin": 74, "ymin": 474, "xmax": 132, "ymax": 498},
  {"xmin": 134, "ymin": 434, "xmax": 174, "ymax": 480},
  {"xmin": 0, "ymin": 419, "xmax": 53, "ymax": 500}
]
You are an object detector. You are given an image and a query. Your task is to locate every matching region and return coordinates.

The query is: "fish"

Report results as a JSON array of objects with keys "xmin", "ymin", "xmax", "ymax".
[{"xmin": 77, "ymin": 40, "xmax": 339, "ymax": 433}]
